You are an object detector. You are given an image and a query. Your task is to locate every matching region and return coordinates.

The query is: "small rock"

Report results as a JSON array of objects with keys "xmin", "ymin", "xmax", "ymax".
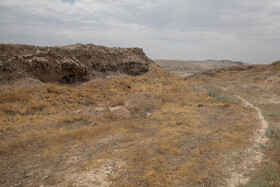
[
  {"xmin": 198, "ymin": 104, "xmax": 204, "ymax": 107},
  {"xmin": 109, "ymin": 106, "xmax": 132, "ymax": 119},
  {"xmin": 105, "ymin": 171, "xmax": 111, "ymax": 174},
  {"xmin": 146, "ymin": 111, "xmax": 152, "ymax": 118}
]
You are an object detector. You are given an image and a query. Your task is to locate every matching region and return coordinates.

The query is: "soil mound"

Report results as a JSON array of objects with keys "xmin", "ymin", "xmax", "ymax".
[{"xmin": 0, "ymin": 43, "xmax": 154, "ymax": 84}]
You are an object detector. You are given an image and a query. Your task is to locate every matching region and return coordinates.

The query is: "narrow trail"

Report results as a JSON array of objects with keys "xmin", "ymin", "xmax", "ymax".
[{"xmin": 225, "ymin": 95, "xmax": 269, "ymax": 187}]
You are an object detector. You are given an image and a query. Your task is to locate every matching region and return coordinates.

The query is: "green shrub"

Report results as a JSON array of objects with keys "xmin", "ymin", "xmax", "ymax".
[
  {"xmin": 213, "ymin": 95, "xmax": 240, "ymax": 104},
  {"xmin": 239, "ymin": 167, "xmax": 280, "ymax": 187},
  {"xmin": 208, "ymin": 89, "xmax": 219, "ymax": 97},
  {"xmin": 207, "ymin": 88, "xmax": 240, "ymax": 104},
  {"xmin": 239, "ymin": 180, "xmax": 269, "ymax": 187},
  {"xmin": 265, "ymin": 125, "xmax": 280, "ymax": 139},
  {"xmin": 263, "ymin": 111, "xmax": 280, "ymax": 118}
]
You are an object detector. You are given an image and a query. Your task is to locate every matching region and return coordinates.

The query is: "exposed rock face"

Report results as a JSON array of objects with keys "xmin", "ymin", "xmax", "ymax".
[{"xmin": 0, "ymin": 43, "xmax": 154, "ymax": 83}]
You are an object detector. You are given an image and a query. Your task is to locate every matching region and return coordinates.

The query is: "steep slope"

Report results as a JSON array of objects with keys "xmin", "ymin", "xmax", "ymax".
[{"xmin": 0, "ymin": 43, "xmax": 154, "ymax": 84}]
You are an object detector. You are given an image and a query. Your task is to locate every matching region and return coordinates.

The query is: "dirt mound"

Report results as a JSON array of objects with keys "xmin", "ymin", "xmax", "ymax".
[{"xmin": 0, "ymin": 43, "xmax": 154, "ymax": 84}]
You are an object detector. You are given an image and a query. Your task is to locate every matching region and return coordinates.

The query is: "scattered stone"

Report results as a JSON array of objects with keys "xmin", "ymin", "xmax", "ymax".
[
  {"xmin": 109, "ymin": 106, "xmax": 132, "ymax": 119},
  {"xmin": 146, "ymin": 111, "xmax": 152, "ymax": 118},
  {"xmin": 198, "ymin": 104, "xmax": 204, "ymax": 107}
]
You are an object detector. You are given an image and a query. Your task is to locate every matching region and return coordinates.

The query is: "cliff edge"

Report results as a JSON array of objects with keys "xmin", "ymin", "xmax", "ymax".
[{"xmin": 0, "ymin": 43, "xmax": 154, "ymax": 83}]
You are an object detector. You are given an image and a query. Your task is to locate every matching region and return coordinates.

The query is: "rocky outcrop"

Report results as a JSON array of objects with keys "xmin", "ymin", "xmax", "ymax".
[{"xmin": 0, "ymin": 43, "xmax": 154, "ymax": 83}]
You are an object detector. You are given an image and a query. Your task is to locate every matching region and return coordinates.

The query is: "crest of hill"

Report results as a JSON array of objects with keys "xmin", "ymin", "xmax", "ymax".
[
  {"xmin": 184, "ymin": 60, "xmax": 280, "ymax": 84},
  {"xmin": 0, "ymin": 43, "xmax": 155, "ymax": 84},
  {"xmin": 154, "ymin": 59, "xmax": 244, "ymax": 71}
]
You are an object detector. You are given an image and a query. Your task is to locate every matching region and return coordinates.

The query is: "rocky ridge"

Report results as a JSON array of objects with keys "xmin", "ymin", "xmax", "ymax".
[{"xmin": 0, "ymin": 43, "xmax": 154, "ymax": 84}]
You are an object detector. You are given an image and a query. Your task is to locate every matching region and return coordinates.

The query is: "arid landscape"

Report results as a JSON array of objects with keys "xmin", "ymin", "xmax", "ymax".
[
  {"xmin": 0, "ymin": 44, "xmax": 280, "ymax": 187},
  {"xmin": 154, "ymin": 59, "xmax": 245, "ymax": 78}
]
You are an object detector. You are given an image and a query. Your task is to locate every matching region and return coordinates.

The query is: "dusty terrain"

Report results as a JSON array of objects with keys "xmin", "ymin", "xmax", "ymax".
[
  {"xmin": 0, "ymin": 44, "xmax": 279, "ymax": 186},
  {"xmin": 154, "ymin": 59, "xmax": 244, "ymax": 77}
]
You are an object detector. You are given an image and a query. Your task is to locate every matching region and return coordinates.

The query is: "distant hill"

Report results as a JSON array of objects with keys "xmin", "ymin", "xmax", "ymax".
[{"xmin": 153, "ymin": 59, "xmax": 244, "ymax": 77}]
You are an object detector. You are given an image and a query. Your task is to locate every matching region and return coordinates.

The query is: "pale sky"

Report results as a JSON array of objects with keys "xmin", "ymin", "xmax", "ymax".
[{"xmin": 0, "ymin": 0, "xmax": 280, "ymax": 64}]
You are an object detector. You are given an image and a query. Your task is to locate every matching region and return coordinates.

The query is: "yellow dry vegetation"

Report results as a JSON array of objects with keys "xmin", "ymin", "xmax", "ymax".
[{"xmin": 0, "ymin": 66, "xmax": 266, "ymax": 186}]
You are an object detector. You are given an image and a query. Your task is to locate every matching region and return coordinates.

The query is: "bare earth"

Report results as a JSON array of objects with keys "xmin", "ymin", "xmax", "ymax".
[{"xmin": 226, "ymin": 95, "xmax": 269, "ymax": 186}]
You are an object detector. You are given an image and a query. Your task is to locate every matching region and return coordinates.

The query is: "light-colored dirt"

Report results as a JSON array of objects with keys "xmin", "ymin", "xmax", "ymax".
[{"xmin": 226, "ymin": 95, "xmax": 269, "ymax": 187}]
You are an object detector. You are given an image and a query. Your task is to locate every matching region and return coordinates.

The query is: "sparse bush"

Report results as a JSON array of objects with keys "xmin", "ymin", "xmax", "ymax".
[
  {"xmin": 208, "ymin": 88, "xmax": 219, "ymax": 97},
  {"xmin": 264, "ymin": 111, "xmax": 280, "ymax": 118},
  {"xmin": 110, "ymin": 98, "xmax": 125, "ymax": 107},
  {"xmin": 239, "ymin": 167, "xmax": 280, "ymax": 187},
  {"xmin": 20, "ymin": 168, "xmax": 27, "ymax": 177},
  {"xmin": 265, "ymin": 125, "xmax": 280, "ymax": 139},
  {"xmin": 58, "ymin": 114, "xmax": 91, "ymax": 124},
  {"xmin": 239, "ymin": 179, "xmax": 269, "ymax": 187},
  {"xmin": 208, "ymin": 88, "xmax": 240, "ymax": 104},
  {"xmin": 259, "ymin": 103, "xmax": 280, "ymax": 118},
  {"xmin": 0, "ymin": 89, "xmax": 30, "ymax": 103},
  {"xmin": 214, "ymin": 95, "xmax": 240, "ymax": 104},
  {"xmin": 21, "ymin": 101, "xmax": 46, "ymax": 115}
]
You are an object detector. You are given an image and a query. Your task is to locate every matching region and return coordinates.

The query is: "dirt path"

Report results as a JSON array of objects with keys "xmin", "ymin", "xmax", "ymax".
[{"xmin": 225, "ymin": 95, "xmax": 269, "ymax": 187}]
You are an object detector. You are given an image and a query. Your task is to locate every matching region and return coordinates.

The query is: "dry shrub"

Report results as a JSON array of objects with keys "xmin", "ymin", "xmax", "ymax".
[
  {"xmin": 20, "ymin": 101, "xmax": 47, "ymax": 115},
  {"xmin": 0, "ymin": 125, "xmax": 110, "ymax": 154},
  {"xmin": 109, "ymin": 97, "xmax": 125, "ymax": 107},
  {"xmin": 99, "ymin": 111, "xmax": 120, "ymax": 121},
  {"xmin": 0, "ymin": 89, "xmax": 31, "ymax": 103},
  {"xmin": 125, "ymin": 93, "xmax": 159, "ymax": 116},
  {"xmin": 43, "ymin": 83, "xmax": 64, "ymax": 95},
  {"xmin": 0, "ymin": 103, "xmax": 21, "ymax": 115},
  {"xmin": 157, "ymin": 93, "xmax": 174, "ymax": 103},
  {"xmin": 58, "ymin": 114, "xmax": 91, "ymax": 124}
]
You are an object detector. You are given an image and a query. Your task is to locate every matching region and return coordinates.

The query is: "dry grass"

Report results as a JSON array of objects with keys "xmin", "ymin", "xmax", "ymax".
[{"xmin": 0, "ymin": 66, "xmax": 273, "ymax": 186}]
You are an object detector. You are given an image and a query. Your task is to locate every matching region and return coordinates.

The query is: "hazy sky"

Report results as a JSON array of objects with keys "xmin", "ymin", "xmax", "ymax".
[{"xmin": 0, "ymin": 0, "xmax": 279, "ymax": 64}]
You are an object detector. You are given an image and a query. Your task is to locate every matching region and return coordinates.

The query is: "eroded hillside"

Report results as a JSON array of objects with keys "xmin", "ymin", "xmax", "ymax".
[
  {"xmin": 0, "ymin": 43, "xmax": 153, "ymax": 84},
  {"xmin": 0, "ymin": 44, "xmax": 279, "ymax": 186}
]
